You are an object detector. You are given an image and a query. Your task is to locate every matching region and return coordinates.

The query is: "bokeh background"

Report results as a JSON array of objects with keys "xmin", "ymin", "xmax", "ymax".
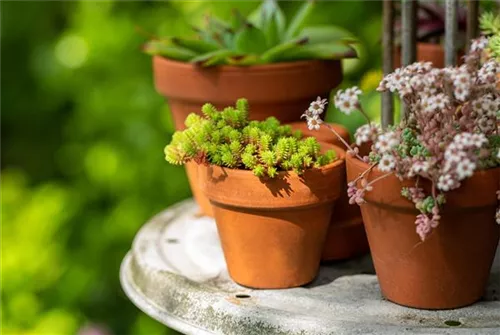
[{"xmin": 1, "ymin": 1, "xmax": 492, "ymax": 334}]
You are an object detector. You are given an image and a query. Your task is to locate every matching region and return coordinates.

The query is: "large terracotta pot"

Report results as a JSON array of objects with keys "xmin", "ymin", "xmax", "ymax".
[
  {"xmin": 288, "ymin": 122, "xmax": 369, "ymax": 261},
  {"xmin": 198, "ymin": 145, "xmax": 345, "ymax": 289},
  {"xmin": 346, "ymin": 154, "xmax": 499, "ymax": 309},
  {"xmin": 393, "ymin": 42, "xmax": 464, "ymax": 69},
  {"xmin": 153, "ymin": 56, "xmax": 343, "ymax": 130}
]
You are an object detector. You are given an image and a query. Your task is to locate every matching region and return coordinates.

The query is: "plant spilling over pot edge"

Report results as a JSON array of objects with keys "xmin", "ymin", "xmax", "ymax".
[
  {"xmin": 144, "ymin": 0, "xmax": 357, "ymax": 66},
  {"xmin": 303, "ymin": 33, "xmax": 500, "ymax": 241},
  {"xmin": 164, "ymin": 98, "xmax": 336, "ymax": 178}
]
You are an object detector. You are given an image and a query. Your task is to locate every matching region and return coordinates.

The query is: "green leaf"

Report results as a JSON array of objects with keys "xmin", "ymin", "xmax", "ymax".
[
  {"xmin": 261, "ymin": 0, "xmax": 286, "ymax": 46},
  {"xmin": 143, "ymin": 40, "xmax": 197, "ymax": 61},
  {"xmin": 233, "ymin": 23, "xmax": 268, "ymax": 55},
  {"xmin": 227, "ymin": 55, "xmax": 260, "ymax": 66},
  {"xmin": 190, "ymin": 49, "xmax": 238, "ymax": 67},
  {"xmin": 229, "ymin": 9, "xmax": 245, "ymax": 31},
  {"xmin": 264, "ymin": 16, "xmax": 280, "ymax": 47},
  {"xmin": 284, "ymin": 0, "xmax": 316, "ymax": 40},
  {"xmin": 171, "ymin": 37, "xmax": 220, "ymax": 54},
  {"xmin": 193, "ymin": 26, "xmax": 223, "ymax": 46},
  {"xmin": 274, "ymin": 41, "xmax": 357, "ymax": 62},
  {"xmin": 298, "ymin": 25, "xmax": 357, "ymax": 44},
  {"xmin": 248, "ymin": 0, "xmax": 286, "ymax": 30},
  {"xmin": 260, "ymin": 37, "xmax": 308, "ymax": 63}
]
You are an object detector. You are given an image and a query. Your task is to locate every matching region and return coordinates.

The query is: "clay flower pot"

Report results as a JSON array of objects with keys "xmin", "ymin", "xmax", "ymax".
[
  {"xmin": 288, "ymin": 122, "xmax": 369, "ymax": 261},
  {"xmin": 153, "ymin": 56, "xmax": 343, "ymax": 130},
  {"xmin": 185, "ymin": 161, "xmax": 213, "ymax": 217},
  {"xmin": 393, "ymin": 42, "xmax": 463, "ymax": 69},
  {"xmin": 154, "ymin": 57, "xmax": 343, "ymax": 216},
  {"xmin": 198, "ymin": 146, "xmax": 345, "ymax": 289},
  {"xmin": 346, "ymin": 154, "xmax": 500, "ymax": 309}
]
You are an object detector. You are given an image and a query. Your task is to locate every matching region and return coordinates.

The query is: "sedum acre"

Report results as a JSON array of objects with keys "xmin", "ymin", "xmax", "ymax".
[{"xmin": 164, "ymin": 99, "xmax": 336, "ymax": 177}]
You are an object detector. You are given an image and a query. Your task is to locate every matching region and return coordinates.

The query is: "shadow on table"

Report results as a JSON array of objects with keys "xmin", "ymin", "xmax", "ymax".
[{"xmin": 305, "ymin": 254, "xmax": 375, "ymax": 288}]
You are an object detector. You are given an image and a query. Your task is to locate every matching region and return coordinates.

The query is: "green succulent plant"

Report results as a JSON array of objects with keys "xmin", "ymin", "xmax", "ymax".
[
  {"xmin": 144, "ymin": 0, "xmax": 357, "ymax": 66},
  {"xmin": 164, "ymin": 99, "xmax": 336, "ymax": 177},
  {"xmin": 480, "ymin": 12, "xmax": 500, "ymax": 60}
]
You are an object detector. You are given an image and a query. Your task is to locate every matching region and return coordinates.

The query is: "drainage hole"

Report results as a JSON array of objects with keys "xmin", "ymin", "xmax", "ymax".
[
  {"xmin": 166, "ymin": 238, "xmax": 179, "ymax": 244},
  {"xmin": 444, "ymin": 320, "xmax": 461, "ymax": 327},
  {"xmin": 235, "ymin": 294, "xmax": 250, "ymax": 299}
]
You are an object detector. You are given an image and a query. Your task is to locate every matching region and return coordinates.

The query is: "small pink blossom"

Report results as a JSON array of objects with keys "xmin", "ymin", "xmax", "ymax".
[
  {"xmin": 306, "ymin": 114, "xmax": 322, "ymax": 130},
  {"xmin": 437, "ymin": 174, "xmax": 458, "ymax": 192},
  {"xmin": 378, "ymin": 154, "xmax": 396, "ymax": 172},
  {"xmin": 334, "ymin": 88, "xmax": 361, "ymax": 115},
  {"xmin": 308, "ymin": 96, "xmax": 328, "ymax": 115},
  {"xmin": 456, "ymin": 158, "xmax": 476, "ymax": 180}
]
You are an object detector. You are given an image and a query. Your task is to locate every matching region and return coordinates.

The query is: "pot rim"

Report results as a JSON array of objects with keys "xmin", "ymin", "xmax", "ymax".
[
  {"xmin": 201, "ymin": 143, "xmax": 345, "ymax": 178},
  {"xmin": 346, "ymin": 153, "xmax": 500, "ymax": 211},
  {"xmin": 200, "ymin": 144, "xmax": 346, "ymax": 210},
  {"xmin": 153, "ymin": 55, "xmax": 341, "ymax": 73}
]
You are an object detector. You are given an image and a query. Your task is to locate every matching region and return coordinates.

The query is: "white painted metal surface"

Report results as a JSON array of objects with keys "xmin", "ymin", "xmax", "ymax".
[{"xmin": 120, "ymin": 199, "xmax": 500, "ymax": 335}]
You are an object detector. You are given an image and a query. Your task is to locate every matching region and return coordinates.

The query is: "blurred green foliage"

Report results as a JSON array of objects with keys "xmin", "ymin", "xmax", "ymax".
[{"xmin": 2, "ymin": 1, "xmax": 383, "ymax": 334}]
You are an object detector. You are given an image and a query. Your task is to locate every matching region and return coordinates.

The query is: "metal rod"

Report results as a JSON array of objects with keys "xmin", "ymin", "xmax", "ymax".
[
  {"xmin": 401, "ymin": 0, "xmax": 417, "ymax": 120},
  {"xmin": 382, "ymin": 0, "xmax": 394, "ymax": 128},
  {"xmin": 401, "ymin": 0, "xmax": 417, "ymax": 66},
  {"xmin": 445, "ymin": 0, "xmax": 458, "ymax": 66},
  {"xmin": 466, "ymin": 0, "xmax": 479, "ymax": 51}
]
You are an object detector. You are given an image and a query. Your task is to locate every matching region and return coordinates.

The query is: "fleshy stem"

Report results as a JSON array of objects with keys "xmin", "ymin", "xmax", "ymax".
[
  {"xmin": 356, "ymin": 103, "xmax": 372, "ymax": 128},
  {"xmin": 323, "ymin": 123, "xmax": 364, "ymax": 161},
  {"xmin": 350, "ymin": 163, "xmax": 378, "ymax": 184},
  {"xmin": 365, "ymin": 171, "xmax": 394, "ymax": 187}
]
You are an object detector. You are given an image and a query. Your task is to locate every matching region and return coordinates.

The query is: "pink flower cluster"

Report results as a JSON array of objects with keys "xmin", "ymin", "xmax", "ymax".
[
  {"xmin": 303, "ymin": 35, "xmax": 500, "ymax": 241},
  {"xmin": 354, "ymin": 124, "xmax": 380, "ymax": 146},
  {"xmin": 438, "ymin": 132, "xmax": 488, "ymax": 191}
]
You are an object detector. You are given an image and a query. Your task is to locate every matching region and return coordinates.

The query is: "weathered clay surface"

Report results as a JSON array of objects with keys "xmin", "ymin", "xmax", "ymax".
[{"xmin": 120, "ymin": 199, "xmax": 500, "ymax": 335}]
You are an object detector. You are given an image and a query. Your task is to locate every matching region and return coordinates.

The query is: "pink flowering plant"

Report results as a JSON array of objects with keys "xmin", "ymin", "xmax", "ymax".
[{"xmin": 302, "ymin": 36, "xmax": 500, "ymax": 241}]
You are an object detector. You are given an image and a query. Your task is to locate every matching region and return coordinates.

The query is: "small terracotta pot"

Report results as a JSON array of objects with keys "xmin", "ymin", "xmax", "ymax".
[
  {"xmin": 393, "ymin": 42, "xmax": 464, "ymax": 69},
  {"xmin": 288, "ymin": 122, "xmax": 369, "ymax": 261},
  {"xmin": 346, "ymin": 154, "xmax": 500, "ymax": 309},
  {"xmin": 153, "ymin": 56, "xmax": 343, "ymax": 130},
  {"xmin": 199, "ymin": 145, "xmax": 346, "ymax": 289},
  {"xmin": 185, "ymin": 161, "xmax": 213, "ymax": 217}
]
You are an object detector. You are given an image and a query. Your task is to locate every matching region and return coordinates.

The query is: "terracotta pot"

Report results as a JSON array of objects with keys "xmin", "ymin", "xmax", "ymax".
[
  {"xmin": 153, "ymin": 56, "xmax": 343, "ymax": 130},
  {"xmin": 155, "ymin": 57, "xmax": 343, "ymax": 216},
  {"xmin": 393, "ymin": 42, "xmax": 464, "ymax": 69},
  {"xmin": 198, "ymin": 146, "xmax": 346, "ymax": 289},
  {"xmin": 185, "ymin": 161, "xmax": 213, "ymax": 217},
  {"xmin": 346, "ymin": 154, "xmax": 500, "ymax": 309},
  {"xmin": 288, "ymin": 122, "xmax": 368, "ymax": 260}
]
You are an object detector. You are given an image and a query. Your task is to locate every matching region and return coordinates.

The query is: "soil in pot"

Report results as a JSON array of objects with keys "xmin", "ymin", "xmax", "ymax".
[
  {"xmin": 288, "ymin": 122, "xmax": 369, "ymax": 261},
  {"xmin": 198, "ymin": 146, "xmax": 346, "ymax": 289},
  {"xmin": 393, "ymin": 43, "xmax": 464, "ymax": 69},
  {"xmin": 153, "ymin": 56, "xmax": 343, "ymax": 130},
  {"xmin": 346, "ymin": 154, "xmax": 499, "ymax": 309}
]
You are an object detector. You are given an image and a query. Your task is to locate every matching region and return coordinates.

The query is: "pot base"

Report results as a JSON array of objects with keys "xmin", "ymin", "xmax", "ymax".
[
  {"xmin": 347, "ymin": 154, "xmax": 500, "ymax": 310},
  {"xmin": 212, "ymin": 201, "xmax": 332, "ymax": 289}
]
